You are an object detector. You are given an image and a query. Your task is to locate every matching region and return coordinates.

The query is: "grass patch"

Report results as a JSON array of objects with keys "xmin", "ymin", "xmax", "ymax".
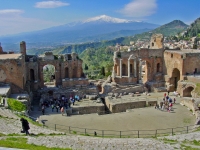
[
  {"xmin": 181, "ymin": 144, "xmax": 200, "ymax": 150},
  {"xmin": 195, "ymin": 83, "xmax": 200, "ymax": 96},
  {"xmin": 7, "ymin": 98, "xmax": 26, "ymax": 112},
  {"xmin": 192, "ymin": 140, "xmax": 200, "ymax": 146},
  {"xmin": 162, "ymin": 138, "xmax": 178, "ymax": 144},
  {"xmin": 0, "ymin": 137, "xmax": 71, "ymax": 150},
  {"xmin": 0, "ymin": 133, "xmax": 5, "ymax": 137}
]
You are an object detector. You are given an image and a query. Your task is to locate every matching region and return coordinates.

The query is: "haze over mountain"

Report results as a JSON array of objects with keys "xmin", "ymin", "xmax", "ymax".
[
  {"xmin": 0, "ymin": 15, "xmax": 159, "ymax": 50},
  {"xmin": 26, "ymin": 19, "xmax": 189, "ymax": 56}
]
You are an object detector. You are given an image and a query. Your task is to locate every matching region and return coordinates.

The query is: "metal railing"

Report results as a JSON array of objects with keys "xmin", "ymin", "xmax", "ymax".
[{"xmin": 43, "ymin": 122, "xmax": 194, "ymax": 138}]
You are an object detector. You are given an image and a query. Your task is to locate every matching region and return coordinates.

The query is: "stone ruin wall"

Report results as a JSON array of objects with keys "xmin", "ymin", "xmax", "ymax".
[
  {"xmin": 72, "ymin": 105, "xmax": 105, "ymax": 115},
  {"xmin": 105, "ymin": 97, "xmax": 158, "ymax": 113},
  {"xmin": 0, "ymin": 57, "xmax": 26, "ymax": 93},
  {"xmin": 183, "ymin": 53, "xmax": 200, "ymax": 75},
  {"xmin": 149, "ymin": 34, "xmax": 164, "ymax": 49}
]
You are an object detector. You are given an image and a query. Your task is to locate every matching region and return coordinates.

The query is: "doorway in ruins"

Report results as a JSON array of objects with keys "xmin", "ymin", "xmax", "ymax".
[
  {"xmin": 183, "ymin": 86, "xmax": 194, "ymax": 97},
  {"xmin": 43, "ymin": 64, "xmax": 56, "ymax": 87},
  {"xmin": 171, "ymin": 68, "xmax": 180, "ymax": 90}
]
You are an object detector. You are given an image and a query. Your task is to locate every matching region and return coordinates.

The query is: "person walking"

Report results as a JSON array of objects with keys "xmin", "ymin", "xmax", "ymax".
[
  {"xmin": 61, "ymin": 107, "xmax": 64, "ymax": 116},
  {"xmin": 51, "ymin": 104, "xmax": 54, "ymax": 112},
  {"xmin": 41, "ymin": 105, "xmax": 45, "ymax": 115},
  {"xmin": 20, "ymin": 118, "xmax": 30, "ymax": 135},
  {"xmin": 193, "ymin": 69, "xmax": 196, "ymax": 77}
]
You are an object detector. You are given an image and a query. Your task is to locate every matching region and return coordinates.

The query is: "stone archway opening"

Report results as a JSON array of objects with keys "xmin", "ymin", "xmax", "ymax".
[
  {"xmin": 172, "ymin": 68, "xmax": 180, "ymax": 90},
  {"xmin": 43, "ymin": 64, "xmax": 56, "ymax": 87},
  {"xmin": 183, "ymin": 87, "xmax": 194, "ymax": 97}
]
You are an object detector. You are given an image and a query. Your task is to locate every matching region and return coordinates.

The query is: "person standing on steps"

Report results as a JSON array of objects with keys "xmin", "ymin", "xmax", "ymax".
[{"xmin": 20, "ymin": 118, "xmax": 30, "ymax": 135}]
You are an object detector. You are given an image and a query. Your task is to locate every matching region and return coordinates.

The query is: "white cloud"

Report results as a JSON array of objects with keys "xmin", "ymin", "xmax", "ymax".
[
  {"xmin": 35, "ymin": 0, "xmax": 69, "ymax": 8},
  {"xmin": 0, "ymin": 9, "xmax": 62, "ymax": 36},
  {"xmin": 0, "ymin": 9, "xmax": 24, "ymax": 15},
  {"xmin": 120, "ymin": 0, "xmax": 157, "ymax": 18}
]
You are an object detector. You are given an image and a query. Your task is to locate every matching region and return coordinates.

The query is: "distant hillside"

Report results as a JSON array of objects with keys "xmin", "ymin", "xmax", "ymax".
[
  {"xmin": 184, "ymin": 17, "xmax": 200, "ymax": 37},
  {"xmin": 152, "ymin": 20, "xmax": 188, "ymax": 36},
  {"xmin": 38, "ymin": 19, "xmax": 187, "ymax": 56},
  {"xmin": 27, "ymin": 36, "xmax": 135, "ymax": 55},
  {"xmin": 130, "ymin": 20, "xmax": 188, "ymax": 41},
  {"xmin": 78, "ymin": 20, "xmax": 189, "ymax": 77}
]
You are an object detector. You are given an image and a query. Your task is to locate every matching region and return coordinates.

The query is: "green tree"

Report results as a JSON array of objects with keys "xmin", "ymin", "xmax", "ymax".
[
  {"xmin": 100, "ymin": 66, "xmax": 105, "ymax": 76},
  {"xmin": 43, "ymin": 65, "xmax": 55, "ymax": 82},
  {"xmin": 84, "ymin": 64, "xmax": 89, "ymax": 70}
]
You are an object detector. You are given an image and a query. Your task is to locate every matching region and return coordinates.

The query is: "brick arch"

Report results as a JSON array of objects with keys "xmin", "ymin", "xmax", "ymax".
[{"xmin": 183, "ymin": 86, "xmax": 195, "ymax": 97}]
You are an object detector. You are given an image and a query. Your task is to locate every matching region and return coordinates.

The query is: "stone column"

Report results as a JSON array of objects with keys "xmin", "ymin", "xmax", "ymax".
[
  {"xmin": 128, "ymin": 59, "xmax": 130, "ymax": 77},
  {"xmin": 112, "ymin": 67, "xmax": 116, "ymax": 78},
  {"xmin": 134, "ymin": 59, "xmax": 137, "ymax": 77},
  {"xmin": 120, "ymin": 59, "xmax": 122, "ymax": 77},
  {"xmin": 139, "ymin": 59, "xmax": 142, "ymax": 80}
]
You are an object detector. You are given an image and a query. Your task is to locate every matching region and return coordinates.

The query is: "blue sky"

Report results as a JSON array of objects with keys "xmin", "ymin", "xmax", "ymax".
[{"xmin": 0, "ymin": 0, "xmax": 200, "ymax": 36}]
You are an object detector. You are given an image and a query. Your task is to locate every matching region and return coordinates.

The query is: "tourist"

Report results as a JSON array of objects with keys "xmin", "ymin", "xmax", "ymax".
[
  {"xmin": 56, "ymin": 105, "xmax": 59, "ymax": 113},
  {"xmin": 51, "ymin": 104, "xmax": 54, "ymax": 112},
  {"xmin": 65, "ymin": 98, "xmax": 68, "ymax": 109},
  {"xmin": 154, "ymin": 103, "xmax": 157, "ymax": 109},
  {"xmin": 166, "ymin": 95, "xmax": 169, "ymax": 100},
  {"xmin": 41, "ymin": 105, "xmax": 45, "ymax": 115},
  {"xmin": 68, "ymin": 99, "xmax": 71, "ymax": 108},
  {"xmin": 163, "ymin": 98, "xmax": 165, "ymax": 103},
  {"xmin": 193, "ymin": 69, "xmax": 196, "ymax": 77},
  {"xmin": 162, "ymin": 103, "xmax": 165, "ymax": 111},
  {"xmin": 20, "ymin": 118, "xmax": 30, "ymax": 135},
  {"xmin": 60, "ymin": 107, "xmax": 64, "ymax": 116},
  {"xmin": 167, "ymin": 90, "xmax": 170, "ymax": 95},
  {"xmin": 72, "ymin": 98, "xmax": 75, "ymax": 105},
  {"xmin": 164, "ymin": 93, "xmax": 166, "ymax": 97},
  {"xmin": 168, "ymin": 103, "xmax": 173, "ymax": 112},
  {"xmin": 76, "ymin": 95, "xmax": 80, "ymax": 102}
]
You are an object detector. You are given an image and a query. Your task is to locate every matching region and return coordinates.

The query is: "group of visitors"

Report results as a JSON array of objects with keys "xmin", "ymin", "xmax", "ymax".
[
  {"xmin": 40, "ymin": 95, "xmax": 81, "ymax": 115},
  {"xmin": 154, "ymin": 92, "xmax": 176, "ymax": 112}
]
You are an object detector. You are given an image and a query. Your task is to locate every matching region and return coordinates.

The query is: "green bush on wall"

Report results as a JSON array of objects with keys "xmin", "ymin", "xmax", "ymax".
[
  {"xmin": 7, "ymin": 98, "xmax": 26, "ymax": 112},
  {"xmin": 195, "ymin": 83, "xmax": 200, "ymax": 96}
]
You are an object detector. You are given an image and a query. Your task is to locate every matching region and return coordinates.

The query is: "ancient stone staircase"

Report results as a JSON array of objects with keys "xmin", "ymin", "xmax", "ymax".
[{"xmin": 0, "ymin": 107, "xmax": 19, "ymax": 119}]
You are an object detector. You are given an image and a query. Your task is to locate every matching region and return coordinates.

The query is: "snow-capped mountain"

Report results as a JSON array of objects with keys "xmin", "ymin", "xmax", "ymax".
[
  {"xmin": 83, "ymin": 15, "xmax": 131, "ymax": 23},
  {"xmin": 0, "ymin": 15, "xmax": 159, "ymax": 47}
]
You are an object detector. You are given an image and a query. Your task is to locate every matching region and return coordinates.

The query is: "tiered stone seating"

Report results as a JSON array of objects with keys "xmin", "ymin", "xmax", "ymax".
[{"xmin": 0, "ymin": 107, "xmax": 19, "ymax": 119}]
